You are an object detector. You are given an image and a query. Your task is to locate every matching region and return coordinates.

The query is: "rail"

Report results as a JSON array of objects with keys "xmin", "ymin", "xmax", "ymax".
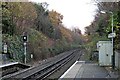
[{"xmin": 1, "ymin": 49, "xmax": 79, "ymax": 80}]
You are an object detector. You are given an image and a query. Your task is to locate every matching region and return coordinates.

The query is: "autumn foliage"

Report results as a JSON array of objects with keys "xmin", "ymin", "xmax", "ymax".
[{"xmin": 1, "ymin": 2, "xmax": 83, "ymax": 62}]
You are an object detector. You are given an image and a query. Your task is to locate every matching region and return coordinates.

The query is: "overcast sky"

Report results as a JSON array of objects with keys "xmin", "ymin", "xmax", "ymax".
[{"xmin": 29, "ymin": 0, "xmax": 98, "ymax": 34}]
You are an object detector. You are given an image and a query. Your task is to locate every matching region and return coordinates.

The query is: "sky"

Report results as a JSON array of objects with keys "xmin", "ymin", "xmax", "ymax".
[{"xmin": 29, "ymin": 0, "xmax": 98, "ymax": 34}]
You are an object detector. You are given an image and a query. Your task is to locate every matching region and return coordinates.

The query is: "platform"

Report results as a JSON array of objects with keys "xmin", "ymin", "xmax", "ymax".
[
  {"xmin": 0, "ymin": 62, "xmax": 30, "ymax": 68},
  {"xmin": 0, "ymin": 62, "xmax": 19, "ymax": 68},
  {"xmin": 59, "ymin": 61, "xmax": 118, "ymax": 80},
  {"xmin": 0, "ymin": 62, "xmax": 30, "ymax": 77}
]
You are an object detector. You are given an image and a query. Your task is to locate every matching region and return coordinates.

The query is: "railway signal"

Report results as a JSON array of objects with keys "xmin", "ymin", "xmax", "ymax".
[
  {"xmin": 23, "ymin": 32, "xmax": 28, "ymax": 64},
  {"xmin": 23, "ymin": 36, "xmax": 27, "ymax": 42}
]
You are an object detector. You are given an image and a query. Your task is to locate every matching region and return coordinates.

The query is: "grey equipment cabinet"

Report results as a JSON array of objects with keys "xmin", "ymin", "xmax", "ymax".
[{"xmin": 97, "ymin": 41, "xmax": 113, "ymax": 66}]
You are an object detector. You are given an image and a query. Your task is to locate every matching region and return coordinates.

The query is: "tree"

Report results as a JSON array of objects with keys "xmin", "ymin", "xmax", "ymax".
[
  {"xmin": 2, "ymin": 2, "xmax": 15, "ymax": 35},
  {"xmin": 34, "ymin": 3, "xmax": 56, "ymax": 39},
  {"xmin": 85, "ymin": 1, "xmax": 120, "ymax": 53},
  {"xmin": 2, "ymin": 2, "xmax": 37, "ymax": 34},
  {"xmin": 49, "ymin": 10, "xmax": 63, "ymax": 27}
]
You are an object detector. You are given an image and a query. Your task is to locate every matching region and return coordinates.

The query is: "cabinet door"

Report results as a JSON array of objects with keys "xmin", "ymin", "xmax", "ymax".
[
  {"xmin": 105, "ymin": 43, "xmax": 112, "ymax": 66},
  {"xmin": 99, "ymin": 43, "xmax": 106, "ymax": 66}
]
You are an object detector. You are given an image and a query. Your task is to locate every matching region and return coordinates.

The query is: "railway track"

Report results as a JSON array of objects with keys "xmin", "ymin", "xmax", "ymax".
[
  {"xmin": 1, "ymin": 49, "xmax": 81, "ymax": 80},
  {"xmin": 47, "ymin": 48, "xmax": 83, "ymax": 79}
]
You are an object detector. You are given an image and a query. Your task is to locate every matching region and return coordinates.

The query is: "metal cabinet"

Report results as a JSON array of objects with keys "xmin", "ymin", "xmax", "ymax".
[{"xmin": 97, "ymin": 41, "xmax": 113, "ymax": 66}]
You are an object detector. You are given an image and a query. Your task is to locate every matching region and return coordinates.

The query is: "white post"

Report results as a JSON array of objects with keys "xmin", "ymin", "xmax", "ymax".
[
  {"xmin": 24, "ymin": 42, "xmax": 27, "ymax": 64},
  {"xmin": 111, "ymin": 12, "xmax": 113, "ymax": 55}
]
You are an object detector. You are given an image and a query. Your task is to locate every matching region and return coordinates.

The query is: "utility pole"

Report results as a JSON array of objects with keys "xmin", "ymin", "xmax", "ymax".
[{"xmin": 111, "ymin": 12, "xmax": 115, "ymax": 69}]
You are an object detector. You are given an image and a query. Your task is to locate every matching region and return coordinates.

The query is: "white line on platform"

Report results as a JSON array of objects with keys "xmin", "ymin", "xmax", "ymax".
[
  {"xmin": 59, "ymin": 61, "xmax": 78, "ymax": 80},
  {"xmin": 77, "ymin": 61, "xmax": 85, "ymax": 63},
  {"xmin": 0, "ymin": 62, "xmax": 19, "ymax": 68}
]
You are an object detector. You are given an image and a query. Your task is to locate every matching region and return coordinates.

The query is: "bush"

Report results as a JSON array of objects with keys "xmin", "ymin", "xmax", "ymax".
[{"xmin": 2, "ymin": 34, "xmax": 24, "ymax": 62}]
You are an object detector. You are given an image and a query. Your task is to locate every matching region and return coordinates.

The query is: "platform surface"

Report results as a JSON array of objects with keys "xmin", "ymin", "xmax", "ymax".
[{"xmin": 59, "ymin": 61, "xmax": 118, "ymax": 80}]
